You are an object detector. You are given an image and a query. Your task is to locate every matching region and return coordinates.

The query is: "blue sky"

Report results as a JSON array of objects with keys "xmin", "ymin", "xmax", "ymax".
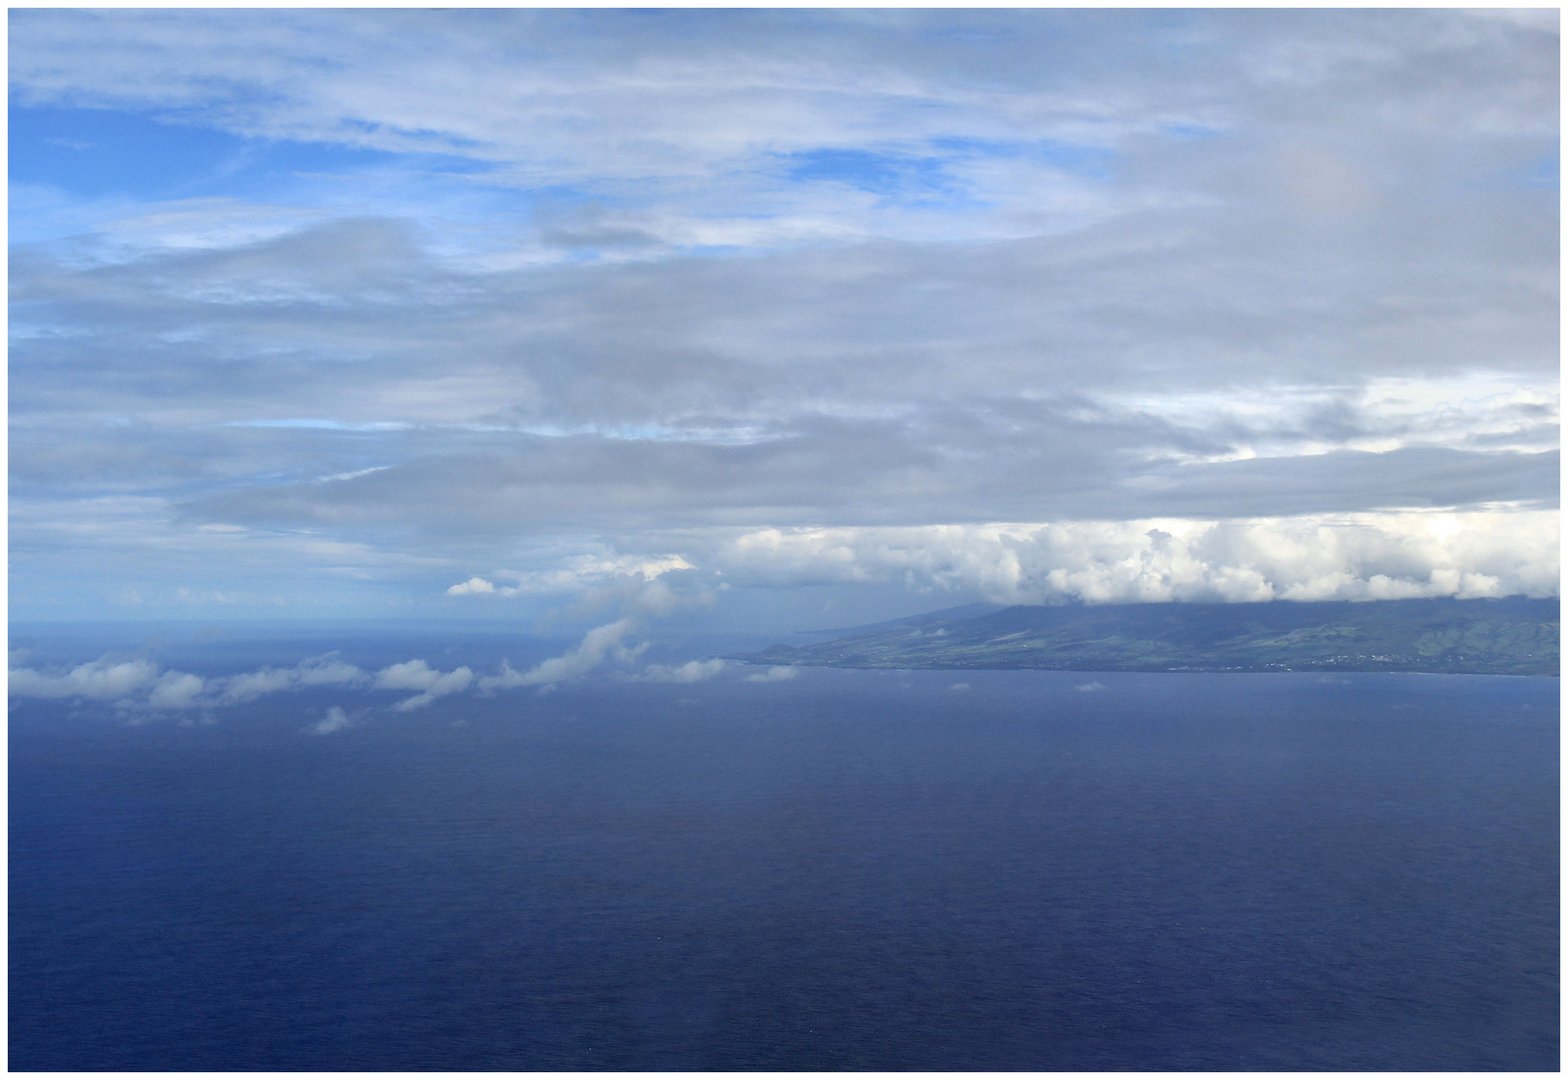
[{"xmin": 8, "ymin": 8, "xmax": 1560, "ymax": 638}]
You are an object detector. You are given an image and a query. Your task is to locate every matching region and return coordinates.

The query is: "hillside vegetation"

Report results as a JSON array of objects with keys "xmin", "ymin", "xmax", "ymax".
[{"xmin": 744, "ymin": 597, "xmax": 1559, "ymax": 676}]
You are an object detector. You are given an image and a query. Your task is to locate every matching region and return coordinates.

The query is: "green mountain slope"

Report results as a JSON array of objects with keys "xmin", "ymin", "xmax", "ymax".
[{"xmin": 742, "ymin": 597, "xmax": 1559, "ymax": 675}]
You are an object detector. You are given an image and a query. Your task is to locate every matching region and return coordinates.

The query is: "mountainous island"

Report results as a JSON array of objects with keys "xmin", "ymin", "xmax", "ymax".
[{"xmin": 741, "ymin": 596, "xmax": 1559, "ymax": 676}]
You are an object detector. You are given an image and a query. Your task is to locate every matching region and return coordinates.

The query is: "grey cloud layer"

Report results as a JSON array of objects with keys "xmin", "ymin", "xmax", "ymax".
[
  {"xmin": 188, "ymin": 428, "xmax": 1558, "ymax": 542},
  {"xmin": 7, "ymin": 10, "xmax": 1557, "ymax": 616},
  {"xmin": 14, "ymin": 220, "xmax": 1557, "ymax": 536},
  {"xmin": 13, "ymin": 214, "xmax": 1555, "ymax": 435}
]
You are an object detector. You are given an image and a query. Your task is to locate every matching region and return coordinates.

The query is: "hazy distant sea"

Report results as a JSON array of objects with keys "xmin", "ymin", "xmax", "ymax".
[{"xmin": 9, "ymin": 629, "xmax": 1559, "ymax": 1070}]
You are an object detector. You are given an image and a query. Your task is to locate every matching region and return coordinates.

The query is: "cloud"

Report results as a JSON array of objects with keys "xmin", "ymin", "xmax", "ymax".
[
  {"xmin": 745, "ymin": 665, "xmax": 798, "ymax": 683},
  {"xmin": 218, "ymin": 666, "xmax": 300, "ymax": 704},
  {"xmin": 8, "ymin": 651, "xmax": 376, "ymax": 715},
  {"xmin": 295, "ymin": 658, "xmax": 366, "ymax": 686},
  {"xmin": 700, "ymin": 511, "xmax": 1560, "ymax": 606},
  {"xmin": 372, "ymin": 658, "xmax": 467, "ymax": 691},
  {"xmin": 148, "ymin": 670, "xmax": 206, "ymax": 709},
  {"xmin": 8, "ymin": 630, "xmax": 663, "ymax": 719},
  {"xmin": 481, "ymin": 618, "xmax": 645, "ymax": 691},
  {"xmin": 5, "ymin": 11, "xmax": 1556, "ymax": 621},
  {"xmin": 11, "ymin": 11, "xmax": 1554, "ymax": 197},
  {"xmin": 218, "ymin": 655, "xmax": 367, "ymax": 704},
  {"xmin": 175, "ymin": 412, "xmax": 1556, "ymax": 551},
  {"xmin": 373, "ymin": 659, "xmax": 475, "ymax": 711},
  {"xmin": 306, "ymin": 705, "xmax": 353, "ymax": 735},
  {"xmin": 444, "ymin": 556, "xmax": 699, "ymax": 610},
  {"xmin": 9, "ymin": 656, "xmax": 163, "ymax": 701},
  {"xmin": 640, "ymin": 658, "xmax": 727, "ymax": 684}
]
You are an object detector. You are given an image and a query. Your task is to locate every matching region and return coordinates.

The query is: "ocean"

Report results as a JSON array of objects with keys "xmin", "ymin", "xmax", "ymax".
[{"xmin": 8, "ymin": 628, "xmax": 1559, "ymax": 1070}]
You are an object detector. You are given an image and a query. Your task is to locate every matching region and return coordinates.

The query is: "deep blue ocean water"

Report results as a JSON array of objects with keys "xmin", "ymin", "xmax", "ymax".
[{"xmin": 9, "ymin": 630, "xmax": 1560, "ymax": 1070}]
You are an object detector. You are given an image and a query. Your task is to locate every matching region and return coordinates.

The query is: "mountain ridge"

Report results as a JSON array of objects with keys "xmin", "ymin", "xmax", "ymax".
[{"xmin": 739, "ymin": 596, "xmax": 1559, "ymax": 676}]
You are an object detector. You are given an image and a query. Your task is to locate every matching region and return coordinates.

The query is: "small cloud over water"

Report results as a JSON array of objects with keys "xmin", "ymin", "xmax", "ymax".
[
  {"xmin": 746, "ymin": 665, "xmax": 798, "ymax": 683},
  {"xmin": 307, "ymin": 706, "xmax": 353, "ymax": 735},
  {"xmin": 640, "ymin": 658, "xmax": 727, "ymax": 683}
]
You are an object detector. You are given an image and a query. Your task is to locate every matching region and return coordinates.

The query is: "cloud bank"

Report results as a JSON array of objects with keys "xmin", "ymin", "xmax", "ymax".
[
  {"xmin": 8, "ymin": 621, "xmax": 780, "ymax": 722},
  {"xmin": 698, "ymin": 512, "xmax": 1560, "ymax": 606},
  {"xmin": 7, "ymin": 10, "xmax": 1556, "ymax": 621},
  {"xmin": 9, "ymin": 657, "xmax": 164, "ymax": 702},
  {"xmin": 442, "ymin": 511, "xmax": 1559, "ymax": 613}
]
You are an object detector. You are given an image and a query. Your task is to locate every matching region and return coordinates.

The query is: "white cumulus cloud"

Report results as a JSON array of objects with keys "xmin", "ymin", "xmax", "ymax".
[
  {"xmin": 148, "ymin": 670, "xmax": 206, "ymax": 709},
  {"xmin": 640, "ymin": 658, "xmax": 727, "ymax": 683},
  {"xmin": 218, "ymin": 655, "xmax": 367, "ymax": 704},
  {"xmin": 481, "ymin": 618, "xmax": 645, "ymax": 691},
  {"xmin": 9, "ymin": 656, "xmax": 163, "ymax": 701},
  {"xmin": 9, "ymin": 650, "xmax": 381, "ymax": 716},
  {"xmin": 373, "ymin": 659, "xmax": 475, "ymax": 711},
  {"xmin": 744, "ymin": 665, "xmax": 798, "ymax": 683},
  {"xmin": 704, "ymin": 511, "xmax": 1559, "ymax": 606},
  {"xmin": 306, "ymin": 705, "xmax": 353, "ymax": 735}
]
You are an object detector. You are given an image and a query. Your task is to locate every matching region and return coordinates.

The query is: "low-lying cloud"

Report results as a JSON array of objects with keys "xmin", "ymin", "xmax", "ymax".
[
  {"xmin": 435, "ymin": 509, "xmax": 1559, "ymax": 616},
  {"xmin": 148, "ymin": 670, "xmax": 206, "ymax": 709},
  {"xmin": 9, "ymin": 656, "xmax": 163, "ymax": 701},
  {"xmin": 9, "ymin": 642, "xmax": 603, "ymax": 719},
  {"xmin": 640, "ymin": 658, "xmax": 728, "ymax": 684},
  {"xmin": 219, "ymin": 655, "xmax": 367, "ymax": 704},
  {"xmin": 701, "ymin": 511, "xmax": 1560, "ymax": 606},
  {"xmin": 306, "ymin": 705, "xmax": 353, "ymax": 735},
  {"xmin": 373, "ymin": 659, "xmax": 475, "ymax": 712},
  {"xmin": 480, "ymin": 617, "xmax": 645, "ymax": 692},
  {"xmin": 744, "ymin": 666, "xmax": 798, "ymax": 683}
]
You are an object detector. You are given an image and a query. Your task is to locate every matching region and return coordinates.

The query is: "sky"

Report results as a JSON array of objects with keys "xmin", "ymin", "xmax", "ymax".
[{"xmin": 8, "ymin": 8, "xmax": 1561, "ymax": 637}]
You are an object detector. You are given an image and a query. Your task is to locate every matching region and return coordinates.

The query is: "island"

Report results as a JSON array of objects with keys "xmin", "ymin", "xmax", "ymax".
[{"xmin": 739, "ymin": 596, "xmax": 1559, "ymax": 676}]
